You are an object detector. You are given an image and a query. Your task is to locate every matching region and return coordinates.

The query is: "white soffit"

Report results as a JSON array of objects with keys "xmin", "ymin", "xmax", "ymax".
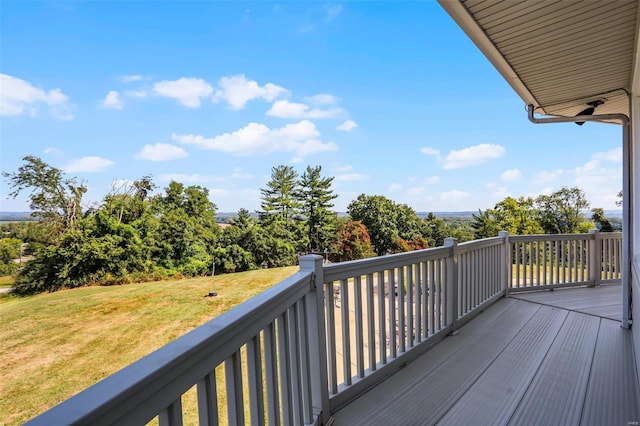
[{"xmin": 439, "ymin": 0, "xmax": 639, "ymax": 120}]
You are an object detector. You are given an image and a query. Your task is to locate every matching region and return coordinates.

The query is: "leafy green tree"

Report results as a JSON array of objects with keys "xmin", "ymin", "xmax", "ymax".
[
  {"xmin": 258, "ymin": 214, "xmax": 298, "ymax": 267},
  {"xmin": 348, "ymin": 195, "xmax": 427, "ymax": 255},
  {"xmin": 153, "ymin": 181, "xmax": 220, "ymax": 274},
  {"xmin": 535, "ymin": 187, "xmax": 590, "ymax": 234},
  {"xmin": 396, "ymin": 205, "xmax": 429, "ymax": 243},
  {"xmin": 0, "ymin": 237, "xmax": 21, "ymax": 275},
  {"xmin": 3, "ymin": 156, "xmax": 86, "ymax": 240},
  {"xmin": 297, "ymin": 165, "xmax": 338, "ymax": 253},
  {"xmin": 591, "ymin": 208, "xmax": 613, "ymax": 232},
  {"xmin": 424, "ymin": 212, "xmax": 451, "ymax": 247},
  {"xmin": 103, "ymin": 176, "xmax": 155, "ymax": 224},
  {"xmin": 472, "ymin": 196, "xmax": 543, "ymax": 238},
  {"xmin": 348, "ymin": 194, "xmax": 400, "ymax": 255}
]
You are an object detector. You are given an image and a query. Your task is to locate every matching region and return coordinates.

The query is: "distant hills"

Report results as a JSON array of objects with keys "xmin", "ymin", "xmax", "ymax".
[{"xmin": 0, "ymin": 212, "xmax": 34, "ymax": 221}]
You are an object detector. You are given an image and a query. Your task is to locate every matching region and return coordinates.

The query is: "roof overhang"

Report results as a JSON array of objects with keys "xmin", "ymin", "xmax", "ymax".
[{"xmin": 439, "ymin": 0, "xmax": 640, "ymax": 124}]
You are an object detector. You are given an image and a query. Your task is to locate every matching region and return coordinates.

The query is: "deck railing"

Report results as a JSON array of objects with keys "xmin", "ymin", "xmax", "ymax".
[
  {"xmin": 509, "ymin": 230, "xmax": 622, "ymax": 292},
  {"xmin": 26, "ymin": 231, "xmax": 621, "ymax": 425}
]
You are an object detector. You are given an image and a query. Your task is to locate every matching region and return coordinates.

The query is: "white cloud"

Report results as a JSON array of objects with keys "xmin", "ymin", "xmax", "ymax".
[
  {"xmin": 420, "ymin": 147, "xmax": 440, "ymax": 156},
  {"xmin": 573, "ymin": 159, "xmax": 621, "ymax": 208},
  {"xmin": 442, "ymin": 144, "xmax": 505, "ymax": 169},
  {"xmin": 388, "ymin": 183, "xmax": 403, "ymax": 192},
  {"xmin": 501, "ymin": 168, "xmax": 522, "ymax": 182},
  {"xmin": 306, "ymin": 93, "xmax": 339, "ymax": 105},
  {"xmin": 122, "ymin": 74, "xmax": 146, "ymax": 83},
  {"xmin": 424, "ymin": 176, "xmax": 440, "ymax": 184},
  {"xmin": 0, "ymin": 73, "xmax": 73, "ymax": 119},
  {"xmin": 335, "ymin": 173, "xmax": 369, "ymax": 182},
  {"xmin": 101, "ymin": 90, "xmax": 123, "ymax": 110},
  {"xmin": 213, "ymin": 75, "xmax": 288, "ymax": 109},
  {"xmin": 135, "ymin": 143, "xmax": 189, "ymax": 162},
  {"xmin": 592, "ymin": 147, "xmax": 622, "ymax": 162},
  {"xmin": 337, "ymin": 120, "xmax": 358, "ymax": 132},
  {"xmin": 532, "ymin": 169, "xmax": 564, "ymax": 184},
  {"xmin": 173, "ymin": 120, "xmax": 337, "ymax": 160},
  {"xmin": 267, "ymin": 100, "xmax": 342, "ymax": 119},
  {"xmin": 492, "ymin": 186, "xmax": 509, "ymax": 199},
  {"xmin": 43, "ymin": 147, "xmax": 60, "ymax": 155},
  {"xmin": 153, "ymin": 77, "xmax": 213, "ymax": 108},
  {"xmin": 64, "ymin": 156, "xmax": 114, "ymax": 172}
]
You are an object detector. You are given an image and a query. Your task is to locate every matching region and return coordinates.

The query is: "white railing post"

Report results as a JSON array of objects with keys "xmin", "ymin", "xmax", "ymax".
[
  {"xmin": 444, "ymin": 238, "xmax": 459, "ymax": 330},
  {"xmin": 498, "ymin": 231, "xmax": 510, "ymax": 295},
  {"xmin": 299, "ymin": 255, "xmax": 330, "ymax": 424},
  {"xmin": 588, "ymin": 229, "xmax": 600, "ymax": 287}
]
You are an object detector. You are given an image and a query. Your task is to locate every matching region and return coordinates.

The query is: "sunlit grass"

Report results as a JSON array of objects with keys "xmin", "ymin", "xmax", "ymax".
[
  {"xmin": 0, "ymin": 266, "xmax": 297, "ymax": 425},
  {"xmin": 0, "ymin": 275, "xmax": 14, "ymax": 287}
]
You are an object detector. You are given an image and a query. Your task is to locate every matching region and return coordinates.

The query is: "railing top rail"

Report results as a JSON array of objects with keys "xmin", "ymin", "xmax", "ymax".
[
  {"xmin": 323, "ymin": 246, "xmax": 450, "ymax": 283},
  {"xmin": 457, "ymin": 235, "xmax": 504, "ymax": 253},
  {"xmin": 509, "ymin": 233, "xmax": 594, "ymax": 242},
  {"xmin": 26, "ymin": 270, "xmax": 314, "ymax": 426},
  {"xmin": 598, "ymin": 232, "xmax": 623, "ymax": 239}
]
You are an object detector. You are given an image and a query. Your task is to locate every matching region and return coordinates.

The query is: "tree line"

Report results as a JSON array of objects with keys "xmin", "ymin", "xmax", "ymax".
[{"xmin": 1, "ymin": 156, "xmax": 618, "ymax": 295}]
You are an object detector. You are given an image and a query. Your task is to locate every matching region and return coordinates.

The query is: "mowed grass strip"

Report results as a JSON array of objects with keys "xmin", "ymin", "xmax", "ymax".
[{"xmin": 0, "ymin": 266, "xmax": 297, "ymax": 425}]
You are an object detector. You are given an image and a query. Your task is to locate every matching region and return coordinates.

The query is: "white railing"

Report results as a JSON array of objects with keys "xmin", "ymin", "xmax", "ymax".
[
  {"xmin": 508, "ymin": 230, "xmax": 622, "ymax": 292},
  {"xmin": 26, "ymin": 231, "xmax": 621, "ymax": 425},
  {"xmin": 26, "ymin": 257, "xmax": 330, "ymax": 426}
]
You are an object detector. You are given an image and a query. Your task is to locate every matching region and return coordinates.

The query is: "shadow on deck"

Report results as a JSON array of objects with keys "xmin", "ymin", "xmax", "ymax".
[{"xmin": 331, "ymin": 284, "xmax": 639, "ymax": 425}]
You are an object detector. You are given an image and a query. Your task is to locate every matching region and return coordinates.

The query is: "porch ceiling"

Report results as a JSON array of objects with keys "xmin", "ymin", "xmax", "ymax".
[{"xmin": 439, "ymin": 0, "xmax": 640, "ymax": 123}]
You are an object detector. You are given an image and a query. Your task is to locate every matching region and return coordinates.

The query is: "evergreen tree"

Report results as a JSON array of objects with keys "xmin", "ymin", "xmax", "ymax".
[
  {"xmin": 297, "ymin": 165, "xmax": 338, "ymax": 253},
  {"xmin": 259, "ymin": 165, "xmax": 300, "ymax": 220}
]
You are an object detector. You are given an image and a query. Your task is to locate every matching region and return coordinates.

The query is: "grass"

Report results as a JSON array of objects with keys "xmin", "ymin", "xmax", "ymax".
[
  {"xmin": 0, "ymin": 275, "xmax": 14, "ymax": 288},
  {"xmin": 0, "ymin": 266, "xmax": 297, "ymax": 425}
]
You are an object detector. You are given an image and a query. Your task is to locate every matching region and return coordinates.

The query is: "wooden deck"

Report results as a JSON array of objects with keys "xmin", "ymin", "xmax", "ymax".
[{"xmin": 331, "ymin": 284, "xmax": 639, "ymax": 425}]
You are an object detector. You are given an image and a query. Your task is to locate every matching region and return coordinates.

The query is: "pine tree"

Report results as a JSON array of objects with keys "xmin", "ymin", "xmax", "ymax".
[
  {"xmin": 297, "ymin": 165, "xmax": 338, "ymax": 253},
  {"xmin": 259, "ymin": 165, "xmax": 300, "ymax": 220}
]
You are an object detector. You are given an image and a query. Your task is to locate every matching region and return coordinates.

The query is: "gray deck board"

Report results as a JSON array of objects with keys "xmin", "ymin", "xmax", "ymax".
[
  {"xmin": 508, "ymin": 312, "xmax": 600, "ymax": 425},
  {"xmin": 438, "ymin": 306, "xmax": 568, "ymax": 425},
  {"xmin": 509, "ymin": 284, "xmax": 622, "ymax": 321},
  {"xmin": 581, "ymin": 319, "xmax": 640, "ymax": 426},
  {"xmin": 330, "ymin": 284, "xmax": 639, "ymax": 426},
  {"xmin": 332, "ymin": 300, "xmax": 542, "ymax": 425}
]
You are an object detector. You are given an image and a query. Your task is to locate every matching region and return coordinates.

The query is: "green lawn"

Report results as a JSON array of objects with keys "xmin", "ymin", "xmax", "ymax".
[
  {"xmin": 0, "ymin": 266, "xmax": 297, "ymax": 425},
  {"xmin": 0, "ymin": 275, "xmax": 14, "ymax": 287}
]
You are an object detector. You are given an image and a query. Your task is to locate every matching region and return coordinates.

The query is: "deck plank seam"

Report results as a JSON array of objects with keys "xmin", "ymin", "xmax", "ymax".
[
  {"xmin": 577, "ymin": 317, "xmax": 603, "ymax": 425},
  {"xmin": 507, "ymin": 295, "xmax": 621, "ymax": 322},
  {"xmin": 504, "ymin": 308, "xmax": 574, "ymax": 425},
  {"xmin": 433, "ymin": 303, "xmax": 548, "ymax": 425}
]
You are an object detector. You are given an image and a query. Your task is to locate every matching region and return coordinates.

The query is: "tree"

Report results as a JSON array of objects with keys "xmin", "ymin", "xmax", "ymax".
[
  {"xmin": 3, "ymin": 156, "xmax": 87, "ymax": 240},
  {"xmin": 103, "ymin": 175, "xmax": 155, "ymax": 224},
  {"xmin": 535, "ymin": 187, "xmax": 590, "ymax": 234},
  {"xmin": 297, "ymin": 165, "xmax": 338, "ymax": 253},
  {"xmin": 472, "ymin": 196, "xmax": 542, "ymax": 239},
  {"xmin": 153, "ymin": 181, "xmax": 219, "ymax": 274},
  {"xmin": 348, "ymin": 194, "xmax": 400, "ymax": 255},
  {"xmin": 591, "ymin": 208, "xmax": 613, "ymax": 232},
  {"xmin": 347, "ymin": 194, "xmax": 427, "ymax": 255},
  {"xmin": 333, "ymin": 221, "xmax": 376, "ymax": 261},
  {"xmin": 259, "ymin": 165, "xmax": 300, "ymax": 220},
  {"xmin": 0, "ymin": 237, "xmax": 21, "ymax": 275},
  {"xmin": 424, "ymin": 212, "xmax": 450, "ymax": 247}
]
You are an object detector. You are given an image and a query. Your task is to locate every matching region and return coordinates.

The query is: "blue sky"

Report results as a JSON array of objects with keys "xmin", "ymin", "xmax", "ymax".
[{"xmin": 0, "ymin": 1, "xmax": 623, "ymax": 213}]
